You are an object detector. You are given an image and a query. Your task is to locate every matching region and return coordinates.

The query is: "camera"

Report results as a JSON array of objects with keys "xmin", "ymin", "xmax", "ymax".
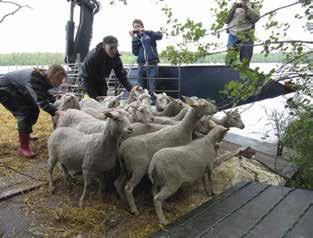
[{"xmin": 132, "ymin": 30, "xmax": 140, "ymax": 35}]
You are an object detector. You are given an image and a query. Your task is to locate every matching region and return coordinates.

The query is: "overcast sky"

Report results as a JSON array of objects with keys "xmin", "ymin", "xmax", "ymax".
[{"xmin": 0, "ymin": 0, "xmax": 311, "ymax": 54}]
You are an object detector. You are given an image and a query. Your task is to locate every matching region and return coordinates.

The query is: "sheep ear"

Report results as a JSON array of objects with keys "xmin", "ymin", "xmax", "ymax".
[
  {"xmin": 162, "ymin": 92, "xmax": 167, "ymax": 96},
  {"xmin": 96, "ymin": 96, "xmax": 106, "ymax": 101},
  {"xmin": 104, "ymin": 112, "xmax": 114, "ymax": 119},
  {"xmin": 168, "ymin": 96, "xmax": 176, "ymax": 102},
  {"xmin": 144, "ymin": 89, "xmax": 149, "ymax": 94},
  {"xmin": 153, "ymin": 92, "xmax": 159, "ymax": 97},
  {"xmin": 184, "ymin": 96, "xmax": 197, "ymax": 107},
  {"xmin": 116, "ymin": 92, "xmax": 123, "ymax": 99}
]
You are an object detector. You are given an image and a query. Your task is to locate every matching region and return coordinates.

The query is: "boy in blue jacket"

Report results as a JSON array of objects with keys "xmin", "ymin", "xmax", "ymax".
[{"xmin": 130, "ymin": 19, "xmax": 163, "ymax": 102}]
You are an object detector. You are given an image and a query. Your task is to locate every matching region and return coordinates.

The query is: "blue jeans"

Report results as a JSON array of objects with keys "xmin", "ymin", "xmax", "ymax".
[
  {"xmin": 138, "ymin": 65, "xmax": 159, "ymax": 102},
  {"xmin": 226, "ymin": 34, "xmax": 254, "ymax": 65}
]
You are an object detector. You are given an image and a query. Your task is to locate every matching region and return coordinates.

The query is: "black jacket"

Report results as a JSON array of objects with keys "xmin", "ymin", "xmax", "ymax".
[
  {"xmin": 79, "ymin": 42, "xmax": 133, "ymax": 91},
  {"xmin": 0, "ymin": 69, "xmax": 56, "ymax": 115}
]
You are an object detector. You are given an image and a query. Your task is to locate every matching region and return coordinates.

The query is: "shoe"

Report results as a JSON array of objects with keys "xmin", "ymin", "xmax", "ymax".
[
  {"xmin": 18, "ymin": 133, "xmax": 36, "ymax": 158},
  {"xmin": 30, "ymin": 133, "xmax": 39, "ymax": 141}
]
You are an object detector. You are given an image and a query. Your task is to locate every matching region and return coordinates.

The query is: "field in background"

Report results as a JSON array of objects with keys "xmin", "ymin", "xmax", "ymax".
[{"xmin": 0, "ymin": 51, "xmax": 289, "ymax": 67}]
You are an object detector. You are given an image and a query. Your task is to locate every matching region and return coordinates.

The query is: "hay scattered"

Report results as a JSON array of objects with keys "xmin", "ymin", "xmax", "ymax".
[{"xmin": 1, "ymin": 105, "xmax": 284, "ymax": 237}]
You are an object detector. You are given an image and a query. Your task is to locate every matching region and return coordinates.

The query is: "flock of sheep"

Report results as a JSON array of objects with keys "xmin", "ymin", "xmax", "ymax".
[{"xmin": 47, "ymin": 86, "xmax": 245, "ymax": 225}]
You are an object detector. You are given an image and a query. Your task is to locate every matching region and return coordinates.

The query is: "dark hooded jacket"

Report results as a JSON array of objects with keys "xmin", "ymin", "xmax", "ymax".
[
  {"xmin": 132, "ymin": 31, "xmax": 163, "ymax": 65},
  {"xmin": 79, "ymin": 42, "xmax": 133, "ymax": 92}
]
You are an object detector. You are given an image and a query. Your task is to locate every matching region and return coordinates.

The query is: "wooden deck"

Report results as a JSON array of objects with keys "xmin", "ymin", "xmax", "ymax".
[{"xmin": 150, "ymin": 181, "xmax": 313, "ymax": 238}]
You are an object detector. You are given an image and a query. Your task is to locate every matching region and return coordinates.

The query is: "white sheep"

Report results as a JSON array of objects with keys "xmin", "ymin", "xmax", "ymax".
[
  {"xmin": 148, "ymin": 125, "xmax": 229, "ymax": 225},
  {"xmin": 47, "ymin": 110, "xmax": 133, "ymax": 208},
  {"xmin": 120, "ymin": 122, "xmax": 168, "ymax": 142},
  {"xmin": 153, "ymin": 92, "xmax": 170, "ymax": 112},
  {"xmin": 56, "ymin": 109, "xmax": 108, "ymax": 134},
  {"xmin": 127, "ymin": 85, "xmax": 145, "ymax": 104},
  {"xmin": 115, "ymin": 97, "xmax": 217, "ymax": 215},
  {"xmin": 194, "ymin": 109, "xmax": 245, "ymax": 138},
  {"xmin": 124, "ymin": 102, "xmax": 154, "ymax": 124},
  {"xmin": 54, "ymin": 93, "xmax": 81, "ymax": 111},
  {"xmin": 152, "ymin": 97, "xmax": 185, "ymax": 117},
  {"xmin": 137, "ymin": 89, "xmax": 152, "ymax": 106}
]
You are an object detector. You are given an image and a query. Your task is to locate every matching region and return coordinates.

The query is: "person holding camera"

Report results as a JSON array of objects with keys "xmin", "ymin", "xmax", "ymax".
[
  {"xmin": 130, "ymin": 19, "xmax": 163, "ymax": 102},
  {"xmin": 225, "ymin": 0, "xmax": 260, "ymax": 66},
  {"xmin": 79, "ymin": 36, "xmax": 133, "ymax": 99}
]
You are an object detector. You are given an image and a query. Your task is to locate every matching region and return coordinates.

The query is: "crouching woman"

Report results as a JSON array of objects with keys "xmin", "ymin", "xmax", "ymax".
[{"xmin": 0, "ymin": 64, "xmax": 66, "ymax": 157}]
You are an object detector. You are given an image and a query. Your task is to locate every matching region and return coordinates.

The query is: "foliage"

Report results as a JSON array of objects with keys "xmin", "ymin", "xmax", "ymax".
[
  {"xmin": 160, "ymin": 0, "xmax": 313, "ymax": 188},
  {"xmin": 283, "ymin": 107, "xmax": 313, "ymax": 188}
]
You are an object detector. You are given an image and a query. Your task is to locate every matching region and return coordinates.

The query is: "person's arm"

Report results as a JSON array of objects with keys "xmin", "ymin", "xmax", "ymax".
[
  {"xmin": 132, "ymin": 37, "xmax": 141, "ymax": 56},
  {"xmin": 225, "ymin": 3, "xmax": 238, "ymax": 24},
  {"xmin": 113, "ymin": 56, "xmax": 133, "ymax": 92},
  {"xmin": 244, "ymin": 3, "xmax": 260, "ymax": 24},
  {"xmin": 31, "ymin": 77, "xmax": 57, "ymax": 116},
  {"xmin": 80, "ymin": 49, "xmax": 99, "ymax": 82},
  {"xmin": 146, "ymin": 31, "xmax": 163, "ymax": 41}
]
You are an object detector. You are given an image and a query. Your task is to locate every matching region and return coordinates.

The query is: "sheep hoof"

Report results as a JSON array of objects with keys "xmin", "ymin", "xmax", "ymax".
[
  {"xmin": 79, "ymin": 201, "xmax": 85, "ymax": 209},
  {"xmin": 48, "ymin": 186, "xmax": 55, "ymax": 195},
  {"xmin": 131, "ymin": 208, "xmax": 140, "ymax": 216},
  {"xmin": 160, "ymin": 219, "xmax": 169, "ymax": 226}
]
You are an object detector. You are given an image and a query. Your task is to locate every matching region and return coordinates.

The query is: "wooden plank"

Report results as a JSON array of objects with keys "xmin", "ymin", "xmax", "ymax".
[
  {"xmin": 224, "ymin": 133, "xmax": 277, "ymax": 155},
  {"xmin": 0, "ymin": 181, "xmax": 44, "ymax": 202},
  {"xmin": 151, "ymin": 182, "xmax": 270, "ymax": 238},
  {"xmin": 164, "ymin": 181, "xmax": 250, "ymax": 230},
  {"xmin": 244, "ymin": 189, "xmax": 313, "ymax": 238},
  {"xmin": 199, "ymin": 185, "xmax": 292, "ymax": 238},
  {"xmin": 221, "ymin": 140, "xmax": 297, "ymax": 179},
  {"xmin": 285, "ymin": 203, "xmax": 313, "ymax": 238}
]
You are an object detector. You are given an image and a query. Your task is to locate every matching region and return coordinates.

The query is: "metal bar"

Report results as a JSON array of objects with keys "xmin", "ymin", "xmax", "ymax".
[
  {"xmin": 154, "ymin": 90, "xmax": 180, "ymax": 92},
  {"xmin": 127, "ymin": 77, "xmax": 180, "ymax": 80}
]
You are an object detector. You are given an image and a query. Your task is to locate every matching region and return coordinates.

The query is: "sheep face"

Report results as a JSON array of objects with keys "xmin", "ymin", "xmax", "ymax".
[
  {"xmin": 105, "ymin": 110, "xmax": 134, "ymax": 134},
  {"xmin": 132, "ymin": 85, "xmax": 145, "ymax": 97},
  {"xmin": 184, "ymin": 97, "xmax": 217, "ymax": 117},
  {"xmin": 126, "ymin": 103, "xmax": 154, "ymax": 124},
  {"xmin": 154, "ymin": 92, "xmax": 170, "ymax": 112},
  {"xmin": 226, "ymin": 109, "xmax": 245, "ymax": 129},
  {"xmin": 99, "ymin": 92, "xmax": 123, "ymax": 108},
  {"xmin": 137, "ymin": 92, "xmax": 152, "ymax": 106},
  {"xmin": 59, "ymin": 93, "xmax": 80, "ymax": 110}
]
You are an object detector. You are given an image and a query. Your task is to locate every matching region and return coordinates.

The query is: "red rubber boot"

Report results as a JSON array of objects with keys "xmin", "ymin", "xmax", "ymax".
[{"xmin": 18, "ymin": 133, "xmax": 36, "ymax": 158}]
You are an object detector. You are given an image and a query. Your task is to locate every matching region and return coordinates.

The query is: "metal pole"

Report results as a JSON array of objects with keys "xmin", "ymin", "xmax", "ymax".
[{"xmin": 178, "ymin": 63, "xmax": 181, "ymax": 98}]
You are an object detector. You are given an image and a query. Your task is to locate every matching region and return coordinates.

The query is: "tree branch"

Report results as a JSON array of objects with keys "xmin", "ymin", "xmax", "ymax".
[{"xmin": 0, "ymin": 0, "xmax": 32, "ymax": 24}]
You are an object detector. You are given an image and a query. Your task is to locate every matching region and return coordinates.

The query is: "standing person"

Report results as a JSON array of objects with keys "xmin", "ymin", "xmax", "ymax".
[
  {"xmin": 225, "ymin": 0, "xmax": 260, "ymax": 66},
  {"xmin": 0, "ymin": 65, "xmax": 66, "ymax": 157},
  {"xmin": 79, "ymin": 36, "xmax": 133, "ymax": 99},
  {"xmin": 130, "ymin": 19, "xmax": 163, "ymax": 102}
]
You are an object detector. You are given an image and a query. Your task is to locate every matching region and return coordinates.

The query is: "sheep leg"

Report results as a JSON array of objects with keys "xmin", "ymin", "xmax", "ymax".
[
  {"xmin": 154, "ymin": 185, "xmax": 178, "ymax": 225},
  {"xmin": 79, "ymin": 172, "xmax": 93, "ymax": 208},
  {"xmin": 204, "ymin": 167, "xmax": 215, "ymax": 196},
  {"xmin": 47, "ymin": 155, "xmax": 58, "ymax": 195},
  {"xmin": 60, "ymin": 164, "xmax": 72, "ymax": 188},
  {"xmin": 202, "ymin": 173, "xmax": 212, "ymax": 197},
  {"xmin": 114, "ymin": 174, "xmax": 127, "ymax": 201},
  {"xmin": 124, "ymin": 172, "xmax": 144, "ymax": 216},
  {"xmin": 97, "ymin": 175, "xmax": 106, "ymax": 199}
]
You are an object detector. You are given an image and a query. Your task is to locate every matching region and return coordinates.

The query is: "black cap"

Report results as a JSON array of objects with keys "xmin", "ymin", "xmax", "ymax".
[{"xmin": 103, "ymin": 36, "xmax": 118, "ymax": 47}]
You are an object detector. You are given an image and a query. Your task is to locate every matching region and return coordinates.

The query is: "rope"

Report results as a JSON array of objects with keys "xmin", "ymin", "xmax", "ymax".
[
  {"xmin": 199, "ymin": 185, "xmax": 271, "ymax": 237},
  {"xmin": 239, "ymin": 188, "xmax": 296, "ymax": 238}
]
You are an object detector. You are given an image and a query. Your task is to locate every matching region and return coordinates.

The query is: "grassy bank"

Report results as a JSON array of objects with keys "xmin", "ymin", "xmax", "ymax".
[{"xmin": 0, "ymin": 52, "xmax": 290, "ymax": 66}]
